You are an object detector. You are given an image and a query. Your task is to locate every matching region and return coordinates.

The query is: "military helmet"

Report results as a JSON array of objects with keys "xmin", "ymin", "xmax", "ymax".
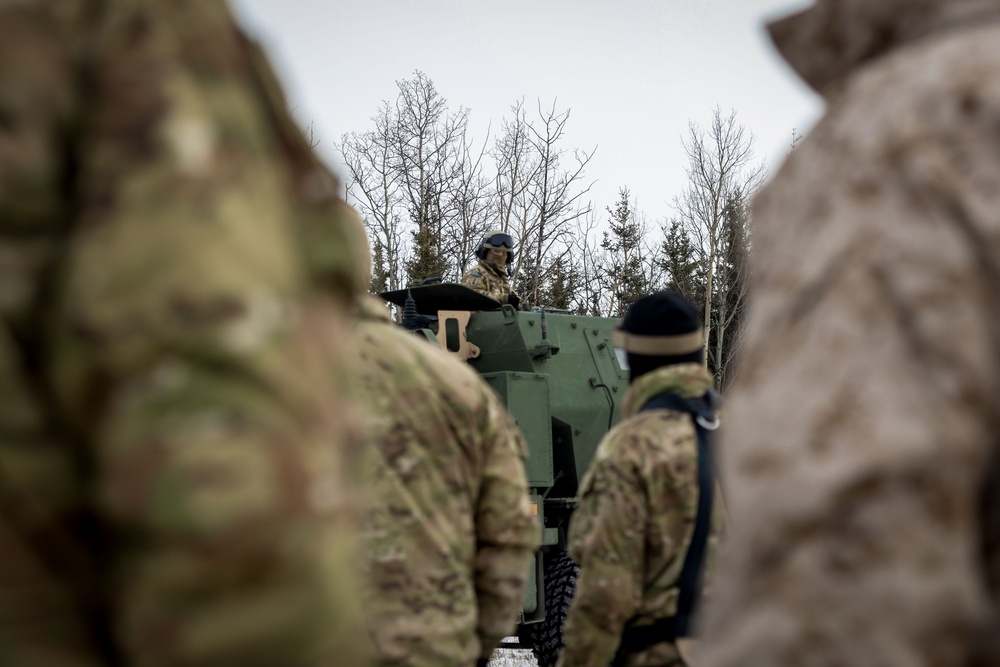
[{"xmin": 475, "ymin": 230, "xmax": 515, "ymax": 264}]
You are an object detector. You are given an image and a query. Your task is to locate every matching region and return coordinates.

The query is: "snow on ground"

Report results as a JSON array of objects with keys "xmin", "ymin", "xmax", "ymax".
[
  {"xmin": 489, "ymin": 638, "xmax": 538, "ymax": 666},
  {"xmin": 489, "ymin": 648, "xmax": 538, "ymax": 666}
]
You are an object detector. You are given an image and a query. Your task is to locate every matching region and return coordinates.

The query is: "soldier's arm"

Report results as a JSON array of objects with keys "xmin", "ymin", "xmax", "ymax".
[
  {"xmin": 461, "ymin": 269, "xmax": 488, "ymax": 294},
  {"xmin": 557, "ymin": 451, "xmax": 647, "ymax": 667},
  {"xmin": 1, "ymin": 2, "xmax": 364, "ymax": 665},
  {"xmin": 471, "ymin": 389, "xmax": 540, "ymax": 660}
]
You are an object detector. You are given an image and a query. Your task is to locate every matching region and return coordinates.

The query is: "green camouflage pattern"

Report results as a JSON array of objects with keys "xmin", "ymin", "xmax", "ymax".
[
  {"xmin": 354, "ymin": 296, "xmax": 539, "ymax": 666},
  {"xmin": 557, "ymin": 363, "xmax": 724, "ymax": 667},
  {"xmin": 460, "ymin": 260, "xmax": 512, "ymax": 304},
  {"xmin": 0, "ymin": 1, "xmax": 369, "ymax": 665}
]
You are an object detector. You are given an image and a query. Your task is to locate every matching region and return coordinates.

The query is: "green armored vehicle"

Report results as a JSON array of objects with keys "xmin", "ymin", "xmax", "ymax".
[{"xmin": 381, "ymin": 283, "xmax": 630, "ymax": 666}]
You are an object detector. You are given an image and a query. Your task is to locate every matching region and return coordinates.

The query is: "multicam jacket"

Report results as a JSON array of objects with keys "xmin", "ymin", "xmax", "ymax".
[
  {"xmin": 461, "ymin": 259, "xmax": 512, "ymax": 304},
  {"xmin": 355, "ymin": 297, "xmax": 539, "ymax": 667},
  {"xmin": 0, "ymin": 1, "xmax": 369, "ymax": 665},
  {"xmin": 557, "ymin": 363, "xmax": 724, "ymax": 667},
  {"xmin": 700, "ymin": 2, "xmax": 1000, "ymax": 667}
]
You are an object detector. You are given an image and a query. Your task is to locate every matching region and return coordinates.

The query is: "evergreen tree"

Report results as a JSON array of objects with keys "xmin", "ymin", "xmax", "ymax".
[
  {"xmin": 404, "ymin": 184, "xmax": 450, "ymax": 284},
  {"xmin": 541, "ymin": 255, "xmax": 578, "ymax": 311},
  {"xmin": 514, "ymin": 252, "xmax": 537, "ymax": 308},
  {"xmin": 659, "ymin": 219, "xmax": 703, "ymax": 303},
  {"xmin": 405, "ymin": 224, "xmax": 449, "ymax": 285},
  {"xmin": 601, "ymin": 188, "xmax": 649, "ymax": 316},
  {"xmin": 369, "ymin": 239, "xmax": 391, "ymax": 294},
  {"xmin": 514, "ymin": 249, "xmax": 579, "ymax": 311}
]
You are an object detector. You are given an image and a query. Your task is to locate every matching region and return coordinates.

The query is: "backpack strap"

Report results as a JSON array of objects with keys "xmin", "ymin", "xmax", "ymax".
[{"xmin": 610, "ymin": 391, "xmax": 719, "ymax": 664}]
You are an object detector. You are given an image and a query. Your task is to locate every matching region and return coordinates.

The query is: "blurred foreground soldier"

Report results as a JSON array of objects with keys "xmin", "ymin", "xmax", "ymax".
[
  {"xmin": 355, "ymin": 296, "xmax": 539, "ymax": 667},
  {"xmin": 0, "ymin": 1, "xmax": 370, "ymax": 665},
  {"xmin": 461, "ymin": 231, "xmax": 521, "ymax": 308},
  {"xmin": 557, "ymin": 291, "xmax": 723, "ymax": 667},
  {"xmin": 699, "ymin": 2, "xmax": 1000, "ymax": 666}
]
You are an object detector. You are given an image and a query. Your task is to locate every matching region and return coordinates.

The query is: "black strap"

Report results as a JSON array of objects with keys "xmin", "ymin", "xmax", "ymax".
[{"xmin": 611, "ymin": 391, "xmax": 717, "ymax": 664}]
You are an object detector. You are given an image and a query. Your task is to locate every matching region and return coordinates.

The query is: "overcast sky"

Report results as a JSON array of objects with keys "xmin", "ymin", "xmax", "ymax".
[{"xmin": 230, "ymin": 0, "xmax": 822, "ymax": 224}]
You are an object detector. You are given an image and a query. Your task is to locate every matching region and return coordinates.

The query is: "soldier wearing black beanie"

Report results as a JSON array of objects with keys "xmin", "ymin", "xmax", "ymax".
[
  {"xmin": 614, "ymin": 290, "xmax": 704, "ymax": 382},
  {"xmin": 558, "ymin": 290, "xmax": 722, "ymax": 667}
]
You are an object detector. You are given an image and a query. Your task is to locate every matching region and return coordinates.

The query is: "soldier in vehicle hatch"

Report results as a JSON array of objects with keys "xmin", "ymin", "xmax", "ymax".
[
  {"xmin": 461, "ymin": 231, "xmax": 522, "ymax": 308},
  {"xmin": 557, "ymin": 291, "xmax": 724, "ymax": 667},
  {"xmin": 0, "ymin": 1, "xmax": 369, "ymax": 665}
]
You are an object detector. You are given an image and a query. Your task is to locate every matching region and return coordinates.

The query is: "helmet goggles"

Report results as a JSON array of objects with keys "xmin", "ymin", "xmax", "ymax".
[{"xmin": 483, "ymin": 233, "xmax": 515, "ymax": 250}]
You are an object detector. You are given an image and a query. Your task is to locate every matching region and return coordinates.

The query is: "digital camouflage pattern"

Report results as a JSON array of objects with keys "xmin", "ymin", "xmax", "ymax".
[
  {"xmin": 354, "ymin": 296, "xmax": 539, "ymax": 667},
  {"xmin": 460, "ymin": 259, "xmax": 512, "ymax": 304},
  {"xmin": 557, "ymin": 363, "xmax": 724, "ymax": 667},
  {"xmin": 699, "ymin": 2, "xmax": 1000, "ymax": 667},
  {"xmin": 0, "ymin": 1, "xmax": 369, "ymax": 665}
]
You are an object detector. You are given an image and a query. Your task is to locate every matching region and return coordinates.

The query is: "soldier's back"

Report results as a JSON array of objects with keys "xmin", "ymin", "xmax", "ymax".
[
  {"xmin": 355, "ymin": 299, "xmax": 536, "ymax": 667},
  {"xmin": 558, "ymin": 362, "xmax": 721, "ymax": 667}
]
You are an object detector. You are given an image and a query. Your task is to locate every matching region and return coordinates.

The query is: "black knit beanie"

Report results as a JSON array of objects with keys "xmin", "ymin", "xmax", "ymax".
[{"xmin": 617, "ymin": 291, "xmax": 703, "ymax": 382}]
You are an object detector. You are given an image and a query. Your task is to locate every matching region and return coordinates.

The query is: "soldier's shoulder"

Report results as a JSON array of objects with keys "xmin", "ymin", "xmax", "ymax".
[
  {"xmin": 356, "ymin": 316, "xmax": 456, "ymax": 382},
  {"xmin": 592, "ymin": 420, "xmax": 645, "ymax": 465},
  {"xmin": 369, "ymin": 322, "xmax": 486, "ymax": 399},
  {"xmin": 601, "ymin": 410, "xmax": 695, "ymax": 463},
  {"xmin": 640, "ymin": 408, "xmax": 697, "ymax": 447},
  {"xmin": 425, "ymin": 345, "xmax": 489, "ymax": 402}
]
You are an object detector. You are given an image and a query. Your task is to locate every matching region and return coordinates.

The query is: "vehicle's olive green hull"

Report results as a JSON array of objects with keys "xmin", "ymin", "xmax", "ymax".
[
  {"xmin": 467, "ymin": 307, "xmax": 628, "ymax": 498},
  {"xmin": 467, "ymin": 307, "xmax": 628, "ymax": 632}
]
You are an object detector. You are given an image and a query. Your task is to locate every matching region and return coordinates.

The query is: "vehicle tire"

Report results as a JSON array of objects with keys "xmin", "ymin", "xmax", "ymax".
[{"xmin": 524, "ymin": 548, "xmax": 579, "ymax": 667}]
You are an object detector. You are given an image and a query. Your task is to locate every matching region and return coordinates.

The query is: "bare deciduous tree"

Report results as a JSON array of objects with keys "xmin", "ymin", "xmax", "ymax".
[
  {"xmin": 392, "ymin": 72, "xmax": 471, "ymax": 283},
  {"xmin": 674, "ymin": 107, "xmax": 765, "ymax": 382},
  {"xmin": 519, "ymin": 101, "xmax": 595, "ymax": 308},
  {"xmin": 338, "ymin": 70, "xmax": 479, "ymax": 288},
  {"xmin": 444, "ymin": 132, "xmax": 495, "ymax": 281},
  {"xmin": 571, "ymin": 209, "xmax": 609, "ymax": 316},
  {"xmin": 492, "ymin": 99, "xmax": 536, "ymax": 239},
  {"xmin": 339, "ymin": 101, "xmax": 406, "ymax": 291},
  {"xmin": 488, "ymin": 99, "xmax": 594, "ymax": 308}
]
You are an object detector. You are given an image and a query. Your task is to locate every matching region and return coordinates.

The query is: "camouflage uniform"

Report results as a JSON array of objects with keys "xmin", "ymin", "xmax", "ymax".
[
  {"xmin": 699, "ymin": 2, "xmax": 1000, "ymax": 667},
  {"xmin": 557, "ymin": 363, "xmax": 723, "ymax": 667},
  {"xmin": 0, "ymin": 1, "xmax": 368, "ymax": 665},
  {"xmin": 354, "ymin": 296, "xmax": 539, "ymax": 667},
  {"xmin": 461, "ymin": 260, "xmax": 512, "ymax": 304}
]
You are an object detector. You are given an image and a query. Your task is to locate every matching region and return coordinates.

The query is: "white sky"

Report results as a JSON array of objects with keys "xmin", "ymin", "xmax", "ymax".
[{"xmin": 230, "ymin": 0, "xmax": 822, "ymax": 224}]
